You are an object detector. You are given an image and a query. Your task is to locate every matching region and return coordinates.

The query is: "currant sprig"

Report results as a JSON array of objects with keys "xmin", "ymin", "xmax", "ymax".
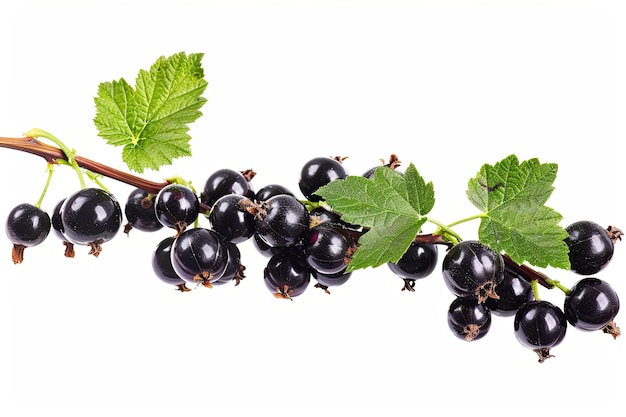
[{"xmin": 0, "ymin": 51, "xmax": 622, "ymax": 364}]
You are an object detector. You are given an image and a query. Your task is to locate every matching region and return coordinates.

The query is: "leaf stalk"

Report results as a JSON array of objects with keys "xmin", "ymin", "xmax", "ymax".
[
  {"xmin": 427, "ymin": 217, "xmax": 463, "ymax": 245},
  {"xmin": 445, "ymin": 213, "xmax": 487, "ymax": 228}
]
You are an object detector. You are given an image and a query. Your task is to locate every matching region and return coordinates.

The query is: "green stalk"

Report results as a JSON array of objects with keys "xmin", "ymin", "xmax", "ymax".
[
  {"xmin": 25, "ymin": 128, "xmax": 86, "ymax": 189},
  {"xmin": 544, "ymin": 279, "xmax": 572, "ymax": 296},
  {"xmin": 426, "ymin": 213, "xmax": 488, "ymax": 245},
  {"xmin": 35, "ymin": 163, "xmax": 55, "ymax": 208},
  {"xmin": 300, "ymin": 200, "xmax": 332, "ymax": 213},
  {"xmin": 446, "ymin": 213, "xmax": 487, "ymax": 228},
  {"xmin": 85, "ymin": 171, "xmax": 111, "ymax": 193},
  {"xmin": 166, "ymin": 175, "xmax": 197, "ymax": 194},
  {"xmin": 531, "ymin": 279, "xmax": 541, "ymax": 300},
  {"xmin": 427, "ymin": 217, "xmax": 463, "ymax": 245}
]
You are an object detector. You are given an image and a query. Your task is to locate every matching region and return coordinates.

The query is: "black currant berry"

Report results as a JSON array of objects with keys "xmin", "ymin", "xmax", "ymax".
[
  {"xmin": 254, "ymin": 194, "xmax": 310, "ymax": 247},
  {"xmin": 170, "ymin": 227, "xmax": 228, "ymax": 287},
  {"xmin": 304, "ymin": 224, "xmax": 355, "ymax": 275},
  {"xmin": 212, "ymin": 241, "xmax": 245, "ymax": 286},
  {"xmin": 5, "ymin": 203, "xmax": 51, "ymax": 264},
  {"xmin": 484, "ymin": 263, "xmax": 534, "ymax": 317},
  {"xmin": 254, "ymin": 184, "xmax": 295, "ymax": 201},
  {"xmin": 124, "ymin": 187, "xmax": 163, "ymax": 234},
  {"xmin": 264, "ymin": 249, "xmax": 311, "ymax": 299},
  {"xmin": 564, "ymin": 277, "xmax": 620, "ymax": 338},
  {"xmin": 362, "ymin": 154, "xmax": 402, "ymax": 179},
  {"xmin": 152, "ymin": 236, "xmax": 189, "ymax": 292},
  {"xmin": 388, "ymin": 241, "xmax": 438, "ymax": 291},
  {"xmin": 51, "ymin": 198, "xmax": 75, "ymax": 258},
  {"xmin": 447, "ymin": 297, "xmax": 492, "ymax": 342},
  {"xmin": 514, "ymin": 300, "xmax": 567, "ymax": 363},
  {"xmin": 312, "ymin": 269, "xmax": 352, "ymax": 294},
  {"xmin": 154, "ymin": 183, "xmax": 199, "ymax": 234},
  {"xmin": 208, "ymin": 194, "xmax": 256, "ymax": 244},
  {"xmin": 441, "ymin": 240, "xmax": 504, "ymax": 303},
  {"xmin": 564, "ymin": 220, "xmax": 615, "ymax": 275},
  {"xmin": 251, "ymin": 232, "xmax": 283, "ymax": 258},
  {"xmin": 200, "ymin": 168, "xmax": 255, "ymax": 208},
  {"xmin": 60, "ymin": 188, "xmax": 122, "ymax": 257},
  {"xmin": 298, "ymin": 156, "xmax": 347, "ymax": 202},
  {"xmin": 51, "ymin": 199, "xmax": 66, "ymax": 241}
]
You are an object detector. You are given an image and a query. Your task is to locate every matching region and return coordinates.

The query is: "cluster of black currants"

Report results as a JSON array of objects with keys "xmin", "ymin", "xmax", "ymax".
[
  {"xmin": 2, "ymin": 155, "xmax": 421, "ymax": 298},
  {"xmin": 4, "ymin": 154, "xmax": 622, "ymax": 362},
  {"xmin": 442, "ymin": 222, "xmax": 622, "ymax": 362},
  {"xmin": 147, "ymin": 154, "xmax": 439, "ymax": 298},
  {"xmin": 5, "ymin": 187, "xmax": 124, "ymax": 262},
  {"xmin": 143, "ymin": 157, "xmax": 365, "ymax": 297}
]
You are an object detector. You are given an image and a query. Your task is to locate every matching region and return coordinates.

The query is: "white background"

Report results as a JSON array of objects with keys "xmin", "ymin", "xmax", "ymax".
[{"xmin": 1, "ymin": 0, "xmax": 625, "ymax": 415}]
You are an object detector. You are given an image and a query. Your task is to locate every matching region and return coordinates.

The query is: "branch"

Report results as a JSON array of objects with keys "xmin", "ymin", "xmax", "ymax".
[
  {"xmin": 0, "ymin": 136, "xmax": 170, "ymax": 195},
  {"xmin": 503, "ymin": 253, "xmax": 554, "ymax": 289}
]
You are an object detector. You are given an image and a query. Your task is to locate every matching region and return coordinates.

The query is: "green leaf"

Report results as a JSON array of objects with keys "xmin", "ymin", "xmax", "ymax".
[
  {"xmin": 404, "ymin": 163, "xmax": 435, "ymax": 215},
  {"xmin": 315, "ymin": 164, "xmax": 434, "ymax": 272},
  {"xmin": 466, "ymin": 154, "xmax": 570, "ymax": 269},
  {"xmin": 93, "ymin": 52, "xmax": 208, "ymax": 173}
]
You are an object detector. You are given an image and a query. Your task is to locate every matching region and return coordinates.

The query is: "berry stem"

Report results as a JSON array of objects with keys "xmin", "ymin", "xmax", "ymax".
[
  {"xmin": 301, "ymin": 200, "xmax": 335, "ymax": 213},
  {"xmin": 35, "ymin": 163, "xmax": 55, "ymax": 208},
  {"xmin": 530, "ymin": 279, "xmax": 541, "ymax": 300},
  {"xmin": 85, "ymin": 171, "xmax": 111, "ymax": 193},
  {"xmin": 25, "ymin": 128, "xmax": 87, "ymax": 189},
  {"xmin": 544, "ymin": 279, "xmax": 572, "ymax": 295}
]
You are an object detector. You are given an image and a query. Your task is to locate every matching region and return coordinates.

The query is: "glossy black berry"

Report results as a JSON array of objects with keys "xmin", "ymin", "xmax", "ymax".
[
  {"xmin": 212, "ymin": 241, "xmax": 245, "ymax": 286},
  {"xmin": 304, "ymin": 224, "xmax": 355, "ymax": 275},
  {"xmin": 564, "ymin": 277, "xmax": 620, "ymax": 338},
  {"xmin": 51, "ymin": 198, "xmax": 75, "ymax": 258},
  {"xmin": 152, "ymin": 236, "xmax": 189, "ymax": 291},
  {"xmin": 254, "ymin": 184, "xmax": 295, "ymax": 201},
  {"xmin": 441, "ymin": 240, "xmax": 504, "ymax": 303},
  {"xmin": 124, "ymin": 188, "xmax": 163, "ymax": 234},
  {"xmin": 170, "ymin": 227, "xmax": 228, "ymax": 287},
  {"xmin": 564, "ymin": 221, "xmax": 615, "ymax": 275},
  {"xmin": 298, "ymin": 156, "xmax": 347, "ymax": 202},
  {"xmin": 447, "ymin": 297, "xmax": 492, "ymax": 342},
  {"xmin": 388, "ymin": 241, "xmax": 438, "ymax": 291},
  {"xmin": 514, "ymin": 300, "xmax": 567, "ymax": 363},
  {"xmin": 51, "ymin": 199, "xmax": 66, "ymax": 241},
  {"xmin": 485, "ymin": 263, "xmax": 534, "ymax": 317},
  {"xmin": 264, "ymin": 249, "xmax": 311, "ymax": 299},
  {"xmin": 60, "ymin": 188, "xmax": 122, "ymax": 256},
  {"xmin": 200, "ymin": 168, "xmax": 254, "ymax": 208},
  {"xmin": 208, "ymin": 194, "xmax": 255, "ymax": 244},
  {"xmin": 5, "ymin": 203, "xmax": 51, "ymax": 264},
  {"xmin": 251, "ymin": 232, "xmax": 283, "ymax": 258},
  {"xmin": 312, "ymin": 269, "xmax": 352, "ymax": 294},
  {"xmin": 154, "ymin": 184, "xmax": 199, "ymax": 234},
  {"xmin": 254, "ymin": 194, "xmax": 310, "ymax": 247}
]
